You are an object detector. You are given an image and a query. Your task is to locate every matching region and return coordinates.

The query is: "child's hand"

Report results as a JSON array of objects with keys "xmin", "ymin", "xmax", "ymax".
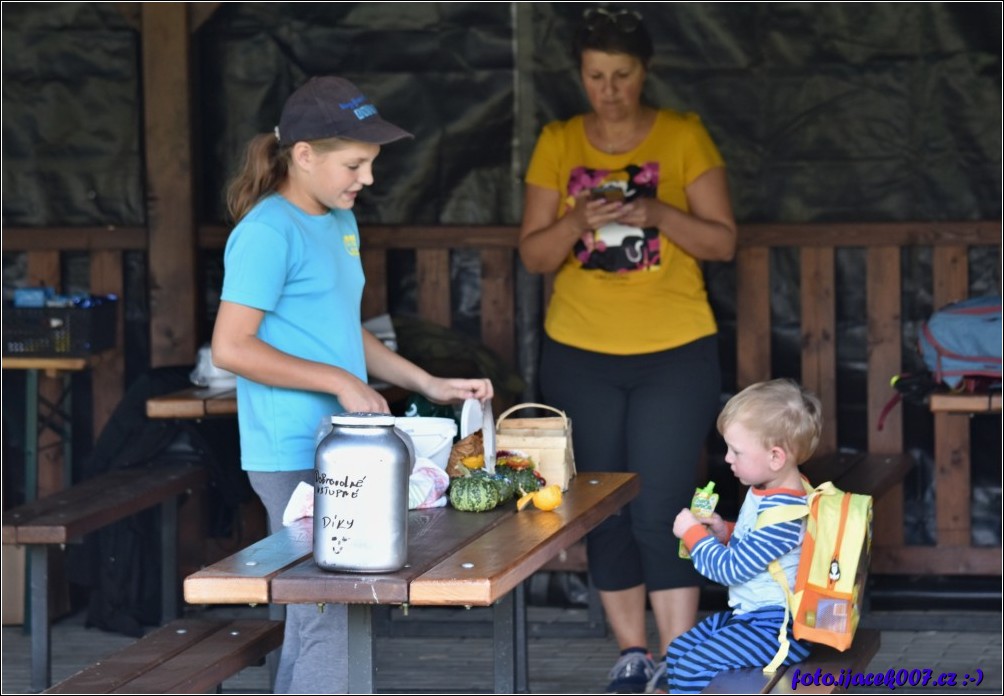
[
  {"xmin": 673, "ymin": 508, "xmax": 699, "ymax": 539},
  {"xmin": 703, "ymin": 513, "xmax": 729, "ymax": 543}
]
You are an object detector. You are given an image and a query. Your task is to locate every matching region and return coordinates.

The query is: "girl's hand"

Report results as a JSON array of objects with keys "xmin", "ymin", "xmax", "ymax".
[
  {"xmin": 423, "ymin": 377, "xmax": 494, "ymax": 405},
  {"xmin": 673, "ymin": 508, "xmax": 699, "ymax": 539},
  {"xmin": 337, "ymin": 378, "xmax": 391, "ymax": 414}
]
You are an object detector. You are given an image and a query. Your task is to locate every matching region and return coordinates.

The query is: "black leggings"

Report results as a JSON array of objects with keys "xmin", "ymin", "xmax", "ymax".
[{"xmin": 539, "ymin": 334, "xmax": 721, "ymax": 591}]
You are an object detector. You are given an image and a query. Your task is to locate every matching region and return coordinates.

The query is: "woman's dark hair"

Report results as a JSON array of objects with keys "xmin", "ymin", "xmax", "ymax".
[{"xmin": 571, "ymin": 7, "xmax": 654, "ymax": 66}]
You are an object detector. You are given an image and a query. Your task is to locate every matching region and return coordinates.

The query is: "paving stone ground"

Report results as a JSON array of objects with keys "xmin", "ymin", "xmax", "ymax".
[{"xmin": 3, "ymin": 604, "xmax": 999, "ymax": 694}]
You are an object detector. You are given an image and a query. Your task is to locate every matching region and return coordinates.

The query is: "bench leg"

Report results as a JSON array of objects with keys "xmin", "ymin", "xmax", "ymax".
[
  {"xmin": 160, "ymin": 498, "xmax": 178, "ymax": 620},
  {"xmin": 347, "ymin": 604, "xmax": 374, "ymax": 694},
  {"xmin": 29, "ymin": 544, "xmax": 50, "ymax": 692}
]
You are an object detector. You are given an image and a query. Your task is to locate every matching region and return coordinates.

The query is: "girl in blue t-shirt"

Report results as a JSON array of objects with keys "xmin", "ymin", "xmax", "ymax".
[{"xmin": 212, "ymin": 76, "xmax": 493, "ymax": 694}]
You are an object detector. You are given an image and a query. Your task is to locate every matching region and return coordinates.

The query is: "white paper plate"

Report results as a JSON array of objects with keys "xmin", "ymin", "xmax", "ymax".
[
  {"xmin": 482, "ymin": 400, "xmax": 496, "ymax": 473},
  {"xmin": 459, "ymin": 398, "xmax": 483, "ymax": 438}
]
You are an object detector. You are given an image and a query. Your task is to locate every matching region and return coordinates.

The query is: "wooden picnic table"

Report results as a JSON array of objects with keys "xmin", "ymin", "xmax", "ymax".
[
  {"xmin": 4, "ymin": 351, "xmax": 117, "ymax": 500},
  {"xmin": 184, "ymin": 471, "xmax": 640, "ymax": 694},
  {"xmin": 145, "ymin": 384, "xmax": 238, "ymax": 419}
]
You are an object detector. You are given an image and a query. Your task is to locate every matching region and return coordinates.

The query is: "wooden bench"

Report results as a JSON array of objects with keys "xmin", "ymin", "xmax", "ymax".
[
  {"xmin": 703, "ymin": 628, "xmax": 881, "ymax": 694},
  {"xmin": 43, "ymin": 617, "xmax": 283, "ymax": 694},
  {"xmin": 2, "ymin": 461, "xmax": 207, "ymax": 692},
  {"xmin": 929, "ymin": 390, "xmax": 1002, "ymax": 414}
]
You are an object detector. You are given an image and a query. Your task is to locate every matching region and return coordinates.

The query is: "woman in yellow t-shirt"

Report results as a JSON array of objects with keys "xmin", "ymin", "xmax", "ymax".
[{"xmin": 519, "ymin": 8, "xmax": 737, "ymax": 693}]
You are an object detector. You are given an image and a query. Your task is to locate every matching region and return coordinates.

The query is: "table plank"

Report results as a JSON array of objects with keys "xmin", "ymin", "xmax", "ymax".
[
  {"xmin": 2, "ymin": 352, "xmax": 113, "ymax": 375},
  {"xmin": 929, "ymin": 391, "xmax": 1001, "ymax": 413},
  {"xmin": 184, "ymin": 518, "xmax": 312, "ymax": 605},
  {"xmin": 270, "ymin": 505, "xmax": 513, "ymax": 605},
  {"xmin": 409, "ymin": 472, "xmax": 639, "ymax": 606},
  {"xmin": 145, "ymin": 385, "xmax": 237, "ymax": 419}
]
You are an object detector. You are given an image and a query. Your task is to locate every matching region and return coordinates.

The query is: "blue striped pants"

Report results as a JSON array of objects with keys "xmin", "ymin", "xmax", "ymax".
[{"xmin": 665, "ymin": 607, "xmax": 811, "ymax": 694}]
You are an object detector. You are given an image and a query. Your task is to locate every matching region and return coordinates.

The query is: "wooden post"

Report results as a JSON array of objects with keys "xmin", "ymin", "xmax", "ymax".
[
  {"xmin": 89, "ymin": 251, "xmax": 124, "ymax": 440},
  {"xmin": 142, "ymin": 2, "xmax": 197, "ymax": 367},
  {"xmin": 867, "ymin": 245, "xmax": 905, "ymax": 549},
  {"xmin": 25, "ymin": 252, "xmax": 63, "ymax": 498},
  {"xmin": 932, "ymin": 246, "xmax": 970, "ymax": 549}
]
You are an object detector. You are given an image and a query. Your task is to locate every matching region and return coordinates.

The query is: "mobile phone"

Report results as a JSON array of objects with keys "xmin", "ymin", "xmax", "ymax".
[{"xmin": 590, "ymin": 188, "xmax": 625, "ymax": 203}]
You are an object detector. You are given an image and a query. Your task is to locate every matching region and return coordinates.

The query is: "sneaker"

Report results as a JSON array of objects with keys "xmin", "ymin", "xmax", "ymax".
[
  {"xmin": 605, "ymin": 650, "xmax": 655, "ymax": 694},
  {"xmin": 644, "ymin": 661, "xmax": 667, "ymax": 693}
]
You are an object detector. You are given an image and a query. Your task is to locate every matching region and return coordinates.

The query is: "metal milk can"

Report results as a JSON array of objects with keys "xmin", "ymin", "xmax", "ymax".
[{"xmin": 313, "ymin": 412, "xmax": 413, "ymax": 572}]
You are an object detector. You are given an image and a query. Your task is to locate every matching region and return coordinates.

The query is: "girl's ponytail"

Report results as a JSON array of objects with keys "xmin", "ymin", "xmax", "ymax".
[{"xmin": 226, "ymin": 133, "xmax": 290, "ymax": 223}]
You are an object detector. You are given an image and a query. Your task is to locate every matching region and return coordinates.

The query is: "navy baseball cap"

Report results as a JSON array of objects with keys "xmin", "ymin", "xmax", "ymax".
[{"xmin": 276, "ymin": 76, "xmax": 413, "ymax": 146}]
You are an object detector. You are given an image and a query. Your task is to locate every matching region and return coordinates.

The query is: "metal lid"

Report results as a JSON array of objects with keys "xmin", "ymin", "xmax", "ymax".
[{"xmin": 330, "ymin": 412, "xmax": 396, "ymax": 426}]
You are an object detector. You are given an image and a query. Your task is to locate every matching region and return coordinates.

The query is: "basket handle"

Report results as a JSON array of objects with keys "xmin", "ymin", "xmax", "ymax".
[{"xmin": 495, "ymin": 402, "xmax": 568, "ymax": 428}]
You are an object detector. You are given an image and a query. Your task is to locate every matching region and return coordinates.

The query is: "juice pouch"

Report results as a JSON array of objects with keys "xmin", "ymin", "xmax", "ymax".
[{"xmin": 679, "ymin": 482, "xmax": 719, "ymax": 560}]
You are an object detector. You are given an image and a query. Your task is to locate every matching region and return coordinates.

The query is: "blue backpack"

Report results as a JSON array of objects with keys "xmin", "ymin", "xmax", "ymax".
[{"xmin": 919, "ymin": 295, "xmax": 1002, "ymax": 390}]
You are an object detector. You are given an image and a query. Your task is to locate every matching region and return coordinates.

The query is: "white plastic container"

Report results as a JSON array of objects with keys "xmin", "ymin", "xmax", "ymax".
[{"xmin": 393, "ymin": 417, "xmax": 457, "ymax": 471}]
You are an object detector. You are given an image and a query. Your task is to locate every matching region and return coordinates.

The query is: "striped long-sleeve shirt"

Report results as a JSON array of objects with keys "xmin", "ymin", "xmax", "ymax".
[{"xmin": 684, "ymin": 487, "xmax": 807, "ymax": 614}]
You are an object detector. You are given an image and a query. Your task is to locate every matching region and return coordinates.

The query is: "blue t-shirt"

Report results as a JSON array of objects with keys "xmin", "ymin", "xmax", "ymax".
[{"xmin": 221, "ymin": 194, "xmax": 366, "ymax": 472}]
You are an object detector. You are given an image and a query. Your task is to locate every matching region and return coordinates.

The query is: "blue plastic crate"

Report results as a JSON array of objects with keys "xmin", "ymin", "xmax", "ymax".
[{"xmin": 3, "ymin": 299, "xmax": 118, "ymax": 356}]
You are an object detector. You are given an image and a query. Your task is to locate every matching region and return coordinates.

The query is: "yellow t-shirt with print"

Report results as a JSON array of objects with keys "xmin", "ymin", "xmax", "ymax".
[{"xmin": 525, "ymin": 109, "xmax": 725, "ymax": 355}]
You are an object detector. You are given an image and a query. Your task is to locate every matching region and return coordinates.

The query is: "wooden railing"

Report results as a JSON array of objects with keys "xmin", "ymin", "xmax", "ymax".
[
  {"xmin": 4, "ymin": 220, "xmax": 1000, "ymax": 574},
  {"xmin": 732, "ymin": 221, "xmax": 1000, "ymax": 575}
]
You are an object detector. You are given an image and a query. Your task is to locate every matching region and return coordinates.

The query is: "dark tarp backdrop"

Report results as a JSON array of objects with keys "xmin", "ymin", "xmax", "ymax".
[
  {"xmin": 2, "ymin": 3, "xmax": 144, "ymax": 227},
  {"xmin": 3, "ymin": 3, "xmax": 999, "ymax": 224},
  {"xmin": 2, "ymin": 2, "xmax": 1001, "ymax": 548}
]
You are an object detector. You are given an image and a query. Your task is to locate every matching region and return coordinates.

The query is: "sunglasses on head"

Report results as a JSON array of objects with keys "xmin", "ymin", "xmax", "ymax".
[{"xmin": 583, "ymin": 7, "xmax": 642, "ymax": 33}]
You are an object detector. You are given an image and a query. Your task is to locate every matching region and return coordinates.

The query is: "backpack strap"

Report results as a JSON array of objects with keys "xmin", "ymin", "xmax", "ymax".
[
  {"xmin": 764, "ymin": 559, "xmax": 795, "ymax": 674},
  {"xmin": 756, "ymin": 478, "xmax": 817, "ymax": 674}
]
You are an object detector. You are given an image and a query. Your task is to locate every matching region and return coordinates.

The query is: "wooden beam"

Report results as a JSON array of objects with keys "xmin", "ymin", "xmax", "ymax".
[
  {"xmin": 191, "ymin": 221, "xmax": 1001, "ymax": 253},
  {"xmin": 25, "ymin": 252, "xmax": 65, "ymax": 499},
  {"xmin": 800, "ymin": 246, "xmax": 837, "ymax": 454},
  {"xmin": 871, "ymin": 545, "xmax": 1001, "ymax": 575},
  {"xmin": 738, "ymin": 221, "xmax": 1000, "ymax": 248},
  {"xmin": 932, "ymin": 246, "xmax": 971, "ymax": 548},
  {"xmin": 735, "ymin": 246, "xmax": 771, "ymax": 388},
  {"xmin": 867, "ymin": 246, "xmax": 905, "ymax": 548},
  {"xmin": 416, "ymin": 249, "xmax": 451, "ymax": 327},
  {"xmin": 364, "ymin": 226, "xmax": 519, "ymax": 250},
  {"xmin": 930, "ymin": 392, "xmax": 1002, "ymax": 413},
  {"xmin": 1, "ymin": 227, "xmax": 146, "ymax": 251},
  {"xmin": 142, "ymin": 3, "xmax": 198, "ymax": 366},
  {"xmin": 89, "ymin": 251, "xmax": 125, "ymax": 440}
]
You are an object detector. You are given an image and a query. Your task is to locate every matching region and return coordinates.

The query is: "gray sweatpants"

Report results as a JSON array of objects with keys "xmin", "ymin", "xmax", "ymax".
[{"xmin": 249, "ymin": 470, "xmax": 348, "ymax": 694}]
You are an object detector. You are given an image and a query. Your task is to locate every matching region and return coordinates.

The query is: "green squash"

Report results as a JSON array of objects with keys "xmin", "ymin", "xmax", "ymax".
[
  {"xmin": 496, "ymin": 466, "xmax": 541, "ymax": 495},
  {"xmin": 472, "ymin": 470, "xmax": 516, "ymax": 503},
  {"xmin": 449, "ymin": 475, "xmax": 501, "ymax": 512}
]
